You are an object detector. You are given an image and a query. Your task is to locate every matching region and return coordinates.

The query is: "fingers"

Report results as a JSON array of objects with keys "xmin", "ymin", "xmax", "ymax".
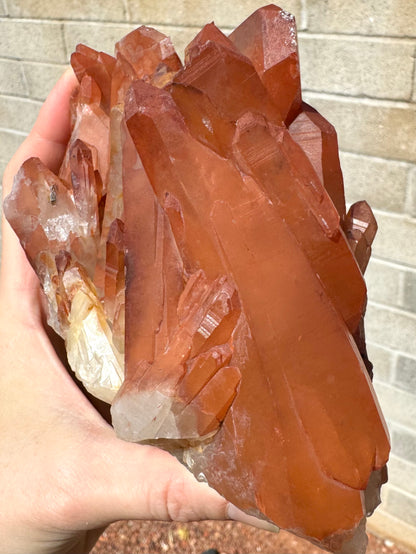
[{"xmin": 0, "ymin": 68, "xmax": 78, "ymax": 307}]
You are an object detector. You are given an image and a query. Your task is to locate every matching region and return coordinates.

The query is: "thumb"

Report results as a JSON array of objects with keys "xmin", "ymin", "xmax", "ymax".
[
  {"xmin": 75, "ymin": 433, "xmax": 279, "ymax": 533},
  {"xmin": 77, "ymin": 436, "xmax": 228, "ymax": 525},
  {"xmin": 0, "ymin": 68, "xmax": 78, "ymax": 308}
]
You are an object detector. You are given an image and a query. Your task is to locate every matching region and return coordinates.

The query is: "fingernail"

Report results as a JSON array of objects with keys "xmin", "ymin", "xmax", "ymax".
[{"xmin": 226, "ymin": 503, "xmax": 280, "ymax": 533}]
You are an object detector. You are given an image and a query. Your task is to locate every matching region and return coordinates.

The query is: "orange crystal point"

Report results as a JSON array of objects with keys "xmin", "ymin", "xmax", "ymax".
[
  {"xmin": 59, "ymin": 78, "xmax": 110, "ymax": 190},
  {"xmin": 184, "ymin": 22, "xmax": 237, "ymax": 63},
  {"xmin": 174, "ymin": 39, "xmax": 282, "ymax": 125},
  {"xmin": 104, "ymin": 218, "xmax": 124, "ymax": 321},
  {"xmin": 3, "ymin": 7, "xmax": 391, "ymax": 553},
  {"xmin": 344, "ymin": 201, "xmax": 377, "ymax": 274},
  {"xmin": 123, "ymin": 80, "xmax": 227, "ymax": 276},
  {"xmin": 121, "ymin": 127, "xmax": 185, "ymax": 368},
  {"xmin": 206, "ymin": 194, "xmax": 389, "ymax": 514},
  {"xmin": 73, "ymin": 73, "xmax": 102, "ymax": 110},
  {"xmin": 289, "ymin": 102, "xmax": 346, "ymax": 219},
  {"xmin": 231, "ymin": 112, "xmax": 365, "ymax": 333},
  {"xmin": 113, "ymin": 26, "xmax": 182, "ymax": 94},
  {"xmin": 71, "ymin": 44, "xmax": 116, "ymax": 113},
  {"xmin": 68, "ymin": 139, "xmax": 100, "ymax": 234},
  {"xmin": 115, "ymin": 25, "xmax": 182, "ymax": 82},
  {"xmin": 93, "ymin": 105, "xmax": 125, "ymax": 295},
  {"xmin": 229, "ymin": 4, "xmax": 302, "ymax": 123}
]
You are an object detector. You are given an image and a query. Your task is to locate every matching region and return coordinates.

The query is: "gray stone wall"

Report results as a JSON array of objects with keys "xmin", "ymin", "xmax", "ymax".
[{"xmin": 0, "ymin": 0, "xmax": 415, "ymax": 549}]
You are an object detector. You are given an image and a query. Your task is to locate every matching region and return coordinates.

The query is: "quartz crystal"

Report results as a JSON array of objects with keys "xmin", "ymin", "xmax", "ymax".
[{"xmin": 3, "ymin": 5, "xmax": 390, "ymax": 553}]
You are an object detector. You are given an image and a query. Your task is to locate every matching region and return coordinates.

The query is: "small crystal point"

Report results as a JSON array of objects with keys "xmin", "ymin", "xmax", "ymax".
[
  {"xmin": 289, "ymin": 102, "xmax": 346, "ymax": 219},
  {"xmin": 104, "ymin": 217, "xmax": 124, "ymax": 322},
  {"xmin": 71, "ymin": 44, "xmax": 116, "ymax": 113},
  {"xmin": 185, "ymin": 22, "xmax": 237, "ymax": 64},
  {"xmin": 344, "ymin": 201, "xmax": 377, "ymax": 274}
]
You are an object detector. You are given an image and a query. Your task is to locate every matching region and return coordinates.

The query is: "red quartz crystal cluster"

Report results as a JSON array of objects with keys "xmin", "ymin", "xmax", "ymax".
[{"xmin": 3, "ymin": 5, "xmax": 390, "ymax": 553}]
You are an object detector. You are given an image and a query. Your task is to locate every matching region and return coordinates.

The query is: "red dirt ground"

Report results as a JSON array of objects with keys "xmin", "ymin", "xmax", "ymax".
[{"xmin": 91, "ymin": 519, "xmax": 410, "ymax": 554}]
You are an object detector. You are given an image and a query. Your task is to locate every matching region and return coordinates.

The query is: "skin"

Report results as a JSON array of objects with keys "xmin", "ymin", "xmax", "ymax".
[{"xmin": 0, "ymin": 69, "xmax": 277, "ymax": 554}]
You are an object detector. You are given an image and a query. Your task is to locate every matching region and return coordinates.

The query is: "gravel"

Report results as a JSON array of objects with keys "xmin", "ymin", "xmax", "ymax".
[{"xmin": 91, "ymin": 520, "xmax": 409, "ymax": 554}]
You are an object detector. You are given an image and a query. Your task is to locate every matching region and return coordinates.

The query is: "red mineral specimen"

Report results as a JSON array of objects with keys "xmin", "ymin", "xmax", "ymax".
[{"xmin": 3, "ymin": 5, "xmax": 389, "ymax": 553}]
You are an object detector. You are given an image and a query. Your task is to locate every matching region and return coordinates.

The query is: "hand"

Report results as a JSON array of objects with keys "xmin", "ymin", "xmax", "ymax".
[{"xmin": 0, "ymin": 69, "xmax": 276, "ymax": 554}]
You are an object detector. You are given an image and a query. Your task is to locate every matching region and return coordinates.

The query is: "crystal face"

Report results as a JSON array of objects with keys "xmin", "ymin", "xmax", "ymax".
[{"xmin": 3, "ymin": 5, "xmax": 390, "ymax": 553}]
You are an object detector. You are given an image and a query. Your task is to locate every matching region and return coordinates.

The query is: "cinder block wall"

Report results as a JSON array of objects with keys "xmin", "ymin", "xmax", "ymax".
[{"xmin": 0, "ymin": 0, "xmax": 415, "ymax": 549}]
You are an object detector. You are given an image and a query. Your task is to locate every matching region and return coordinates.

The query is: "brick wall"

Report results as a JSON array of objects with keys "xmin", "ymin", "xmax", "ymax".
[{"xmin": 0, "ymin": 0, "xmax": 415, "ymax": 549}]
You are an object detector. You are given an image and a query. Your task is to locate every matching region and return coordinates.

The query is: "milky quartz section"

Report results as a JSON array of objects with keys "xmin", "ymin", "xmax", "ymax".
[{"xmin": 3, "ymin": 6, "xmax": 390, "ymax": 554}]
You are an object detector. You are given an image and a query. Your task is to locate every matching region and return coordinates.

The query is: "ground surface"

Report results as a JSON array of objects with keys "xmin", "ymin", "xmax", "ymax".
[{"xmin": 91, "ymin": 520, "xmax": 409, "ymax": 554}]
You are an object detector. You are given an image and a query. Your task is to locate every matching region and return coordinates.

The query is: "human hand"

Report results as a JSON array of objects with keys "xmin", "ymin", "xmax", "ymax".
[{"xmin": 0, "ymin": 69, "xmax": 277, "ymax": 554}]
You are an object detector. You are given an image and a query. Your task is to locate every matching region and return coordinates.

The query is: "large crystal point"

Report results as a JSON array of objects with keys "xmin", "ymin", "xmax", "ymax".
[
  {"xmin": 229, "ymin": 4, "xmax": 302, "ymax": 123},
  {"xmin": 3, "ymin": 6, "xmax": 390, "ymax": 553}
]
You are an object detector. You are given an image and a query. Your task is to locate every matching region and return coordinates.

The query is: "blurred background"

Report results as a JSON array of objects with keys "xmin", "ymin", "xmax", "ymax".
[{"xmin": 0, "ymin": 0, "xmax": 415, "ymax": 552}]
